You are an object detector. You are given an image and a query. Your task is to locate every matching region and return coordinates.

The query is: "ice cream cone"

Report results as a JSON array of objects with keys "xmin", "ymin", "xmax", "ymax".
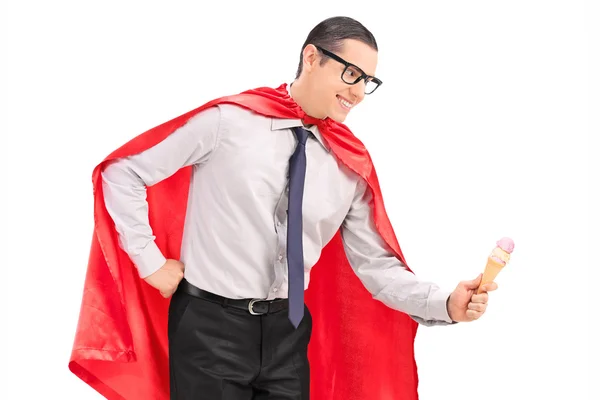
[
  {"xmin": 478, "ymin": 257, "xmax": 504, "ymax": 294},
  {"xmin": 476, "ymin": 237, "xmax": 514, "ymax": 294}
]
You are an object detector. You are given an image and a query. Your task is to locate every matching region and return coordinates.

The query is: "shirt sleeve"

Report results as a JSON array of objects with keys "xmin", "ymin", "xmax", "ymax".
[
  {"xmin": 100, "ymin": 106, "xmax": 221, "ymax": 278},
  {"xmin": 340, "ymin": 178, "xmax": 455, "ymax": 326}
]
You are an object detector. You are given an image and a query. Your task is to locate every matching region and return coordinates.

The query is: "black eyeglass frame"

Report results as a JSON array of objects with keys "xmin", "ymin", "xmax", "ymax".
[{"xmin": 314, "ymin": 45, "xmax": 383, "ymax": 94}]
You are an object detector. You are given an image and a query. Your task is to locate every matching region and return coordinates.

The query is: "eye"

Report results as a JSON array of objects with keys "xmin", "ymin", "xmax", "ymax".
[{"xmin": 344, "ymin": 66, "xmax": 362, "ymax": 79}]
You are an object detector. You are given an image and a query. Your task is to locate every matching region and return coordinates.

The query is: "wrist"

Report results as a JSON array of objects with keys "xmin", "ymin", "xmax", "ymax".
[{"xmin": 446, "ymin": 294, "xmax": 458, "ymax": 323}]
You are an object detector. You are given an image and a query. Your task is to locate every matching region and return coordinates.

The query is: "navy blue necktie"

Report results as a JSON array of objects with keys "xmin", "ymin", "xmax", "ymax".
[{"xmin": 287, "ymin": 127, "xmax": 309, "ymax": 328}]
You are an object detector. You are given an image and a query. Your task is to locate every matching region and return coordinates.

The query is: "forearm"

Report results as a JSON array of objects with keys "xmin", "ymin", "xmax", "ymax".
[
  {"xmin": 100, "ymin": 106, "xmax": 221, "ymax": 277},
  {"xmin": 341, "ymin": 178, "xmax": 454, "ymax": 326},
  {"xmin": 348, "ymin": 251, "xmax": 454, "ymax": 325},
  {"xmin": 102, "ymin": 163, "xmax": 167, "ymax": 278},
  {"xmin": 367, "ymin": 263, "xmax": 454, "ymax": 325}
]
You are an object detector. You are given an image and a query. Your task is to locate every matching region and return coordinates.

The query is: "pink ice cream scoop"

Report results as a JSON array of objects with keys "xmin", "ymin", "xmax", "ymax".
[
  {"xmin": 496, "ymin": 237, "xmax": 515, "ymax": 254},
  {"xmin": 477, "ymin": 237, "xmax": 515, "ymax": 294}
]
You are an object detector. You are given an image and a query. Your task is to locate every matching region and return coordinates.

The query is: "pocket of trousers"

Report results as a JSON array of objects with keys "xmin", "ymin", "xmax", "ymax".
[
  {"xmin": 168, "ymin": 292, "xmax": 193, "ymax": 338},
  {"xmin": 291, "ymin": 306, "xmax": 313, "ymax": 368}
]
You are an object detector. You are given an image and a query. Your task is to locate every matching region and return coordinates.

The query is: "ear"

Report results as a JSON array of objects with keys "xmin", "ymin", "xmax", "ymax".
[{"xmin": 302, "ymin": 44, "xmax": 320, "ymax": 73}]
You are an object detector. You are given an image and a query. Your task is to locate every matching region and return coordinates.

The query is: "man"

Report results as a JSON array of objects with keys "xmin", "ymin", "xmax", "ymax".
[{"xmin": 70, "ymin": 16, "xmax": 497, "ymax": 400}]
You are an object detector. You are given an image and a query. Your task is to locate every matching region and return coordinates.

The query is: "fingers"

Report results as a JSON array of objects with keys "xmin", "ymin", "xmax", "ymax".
[
  {"xmin": 473, "ymin": 281, "xmax": 498, "ymax": 297},
  {"xmin": 177, "ymin": 261, "xmax": 185, "ymax": 273},
  {"xmin": 468, "ymin": 302, "xmax": 487, "ymax": 312},
  {"xmin": 483, "ymin": 282, "xmax": 498, "ymax": 292},
  {"xmin": 159, "ymin": 270, "xmax": 184, "ymax": 298},
  {"xmin": 466, "ymin": 293, "xmax": 488, "ymax": 321},
  {"xmin": 471, "ymin": 293, "xmax": 489, "ymax": 304},
  {"xmin": 145, "ymin": 260, "xmax": 185, "ymax": 298},
  {"xmin": 467, "ymin": 294, "xmax": 490, "ymax": 320},
  {"xmin": 461, "ymin": 274, "xmax": 483, "ymax": 290},
  {"xmin": 466, "ymin": 309, "xmax": 483, "ymax": 321},
  {"xmin": 462, "ymin": 279, "xmax": 498, "ymax": 322},
  {"xmin": 160, "ymin": 282, "xmax": 180, "ymax": 298}
]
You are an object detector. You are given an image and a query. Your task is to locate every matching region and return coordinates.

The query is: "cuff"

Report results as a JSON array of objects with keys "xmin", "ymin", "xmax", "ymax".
[
  {"xmin": 427, "ymin": 289, "xmax": 454, "ymax": 323},
  {"xmin": 131, "ymin": 241, "xmax": 167, "ymax": 278}
]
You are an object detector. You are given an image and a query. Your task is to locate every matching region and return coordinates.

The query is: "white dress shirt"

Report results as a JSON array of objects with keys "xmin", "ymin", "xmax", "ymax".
[{"xmin": 101, "ymin": 95, "xmax": 454, "ymax": 326}]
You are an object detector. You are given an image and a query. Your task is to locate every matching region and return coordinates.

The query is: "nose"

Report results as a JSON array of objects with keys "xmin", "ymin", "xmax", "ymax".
[{"xmin": 349, "ymin": 81, "xmax": 366, "ymax": 103}]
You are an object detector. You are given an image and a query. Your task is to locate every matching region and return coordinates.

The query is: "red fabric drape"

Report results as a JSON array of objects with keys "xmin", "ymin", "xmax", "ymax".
[{"xmin": 69, "ymin": 84, "xmax": 419, "ymax": 400}]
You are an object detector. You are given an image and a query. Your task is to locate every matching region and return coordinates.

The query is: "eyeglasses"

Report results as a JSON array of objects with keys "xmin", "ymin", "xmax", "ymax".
[{"xmin": 315, "ymin": 45, "xmax": 382, "ymax": 94}]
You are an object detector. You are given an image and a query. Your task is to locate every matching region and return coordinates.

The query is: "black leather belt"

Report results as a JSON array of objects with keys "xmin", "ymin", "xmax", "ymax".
[{"xmin": 178, "ymin": 278, "xmax": 289, "ymax": 315}]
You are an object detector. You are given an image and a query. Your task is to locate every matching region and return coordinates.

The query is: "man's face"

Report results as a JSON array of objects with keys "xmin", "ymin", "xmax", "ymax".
[{"xmin": 307, "ymin": 39, "xmax": 379, "ymax": 123}]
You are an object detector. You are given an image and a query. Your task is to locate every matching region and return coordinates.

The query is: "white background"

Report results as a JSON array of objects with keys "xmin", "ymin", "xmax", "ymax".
[{"xmin": 1, "ymin": 0, "xmax": 597, "ymax": 399}]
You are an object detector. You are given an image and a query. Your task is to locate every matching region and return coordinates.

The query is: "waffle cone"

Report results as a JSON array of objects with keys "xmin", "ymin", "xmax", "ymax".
[{"xmin": 477, "ymin": 257, "xmax": 504, "ymax": 294}]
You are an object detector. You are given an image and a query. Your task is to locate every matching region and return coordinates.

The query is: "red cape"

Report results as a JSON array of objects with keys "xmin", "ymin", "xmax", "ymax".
[{"xmin": 69, "ymin": 84, "xmax": 420, "ymax": 400}]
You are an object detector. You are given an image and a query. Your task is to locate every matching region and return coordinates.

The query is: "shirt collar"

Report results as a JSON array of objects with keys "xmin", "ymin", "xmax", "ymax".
[{"xmin": 269, "ymin": 83, "xmax": 330, "ymax": 152}]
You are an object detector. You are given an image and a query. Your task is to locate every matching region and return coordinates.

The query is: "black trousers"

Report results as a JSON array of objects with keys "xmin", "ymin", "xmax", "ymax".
[{"xmin": 168, "ymin": 282, "xmax": 312, "ymax": 400}]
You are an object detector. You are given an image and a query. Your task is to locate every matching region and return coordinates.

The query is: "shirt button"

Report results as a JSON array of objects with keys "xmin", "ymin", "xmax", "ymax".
[
  {"xmin": 273, "ymin": 288, "xmax": 278, "ymax": 292},
  {"xmin": 278, "ymin": 254, "xmax": 283, "ymax": 260}
]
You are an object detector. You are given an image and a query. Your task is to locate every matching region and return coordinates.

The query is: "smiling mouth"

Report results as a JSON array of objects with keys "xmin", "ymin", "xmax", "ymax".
[{"xmin": 337, "ymin": 95, "xmax": 354, "ymax": 110}]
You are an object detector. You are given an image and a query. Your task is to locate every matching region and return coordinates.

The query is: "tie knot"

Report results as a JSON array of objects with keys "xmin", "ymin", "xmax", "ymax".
[{"xmin": 293, "ymin": 127, "xmax": 309, "ymax": 146}]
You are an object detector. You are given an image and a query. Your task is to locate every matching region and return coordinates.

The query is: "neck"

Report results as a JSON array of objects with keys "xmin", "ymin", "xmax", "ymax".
[{"xmin": 290, "ymin": 79, "xmax": 326, "ymax": 120}]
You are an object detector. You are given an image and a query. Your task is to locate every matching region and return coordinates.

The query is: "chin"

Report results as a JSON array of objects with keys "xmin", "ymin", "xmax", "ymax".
[{"xmin": 328, "ymin": 110, "xmax": 348, "ymax": 123}]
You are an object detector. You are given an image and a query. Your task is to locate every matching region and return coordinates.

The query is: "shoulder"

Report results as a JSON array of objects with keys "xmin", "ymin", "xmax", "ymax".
[{"xmin": 214, "ymin": 103, "xmax": 274, "ymax": 132}]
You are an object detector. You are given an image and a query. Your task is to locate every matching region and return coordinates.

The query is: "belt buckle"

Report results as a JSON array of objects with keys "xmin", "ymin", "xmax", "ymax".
[{"xmin": 248, "ymin": 299, "xmax": 266, "ymax": 315}]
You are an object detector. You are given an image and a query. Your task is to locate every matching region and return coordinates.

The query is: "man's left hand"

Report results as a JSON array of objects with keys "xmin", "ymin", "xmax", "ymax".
[{"xmin": 447, "ymin": 273, "xmax": 498, "ymax": 322}]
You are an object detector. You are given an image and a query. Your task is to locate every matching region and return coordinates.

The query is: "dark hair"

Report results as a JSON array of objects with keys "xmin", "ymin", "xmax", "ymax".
[{"xmin": 295, "ymin": 16, "xmax": 378, "ymax": 79}]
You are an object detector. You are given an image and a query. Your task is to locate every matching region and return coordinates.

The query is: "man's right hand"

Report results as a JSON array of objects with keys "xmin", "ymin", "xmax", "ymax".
[{"xmin": 143, "ymin": 259, "xmax": 185, "ymax": 298}]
